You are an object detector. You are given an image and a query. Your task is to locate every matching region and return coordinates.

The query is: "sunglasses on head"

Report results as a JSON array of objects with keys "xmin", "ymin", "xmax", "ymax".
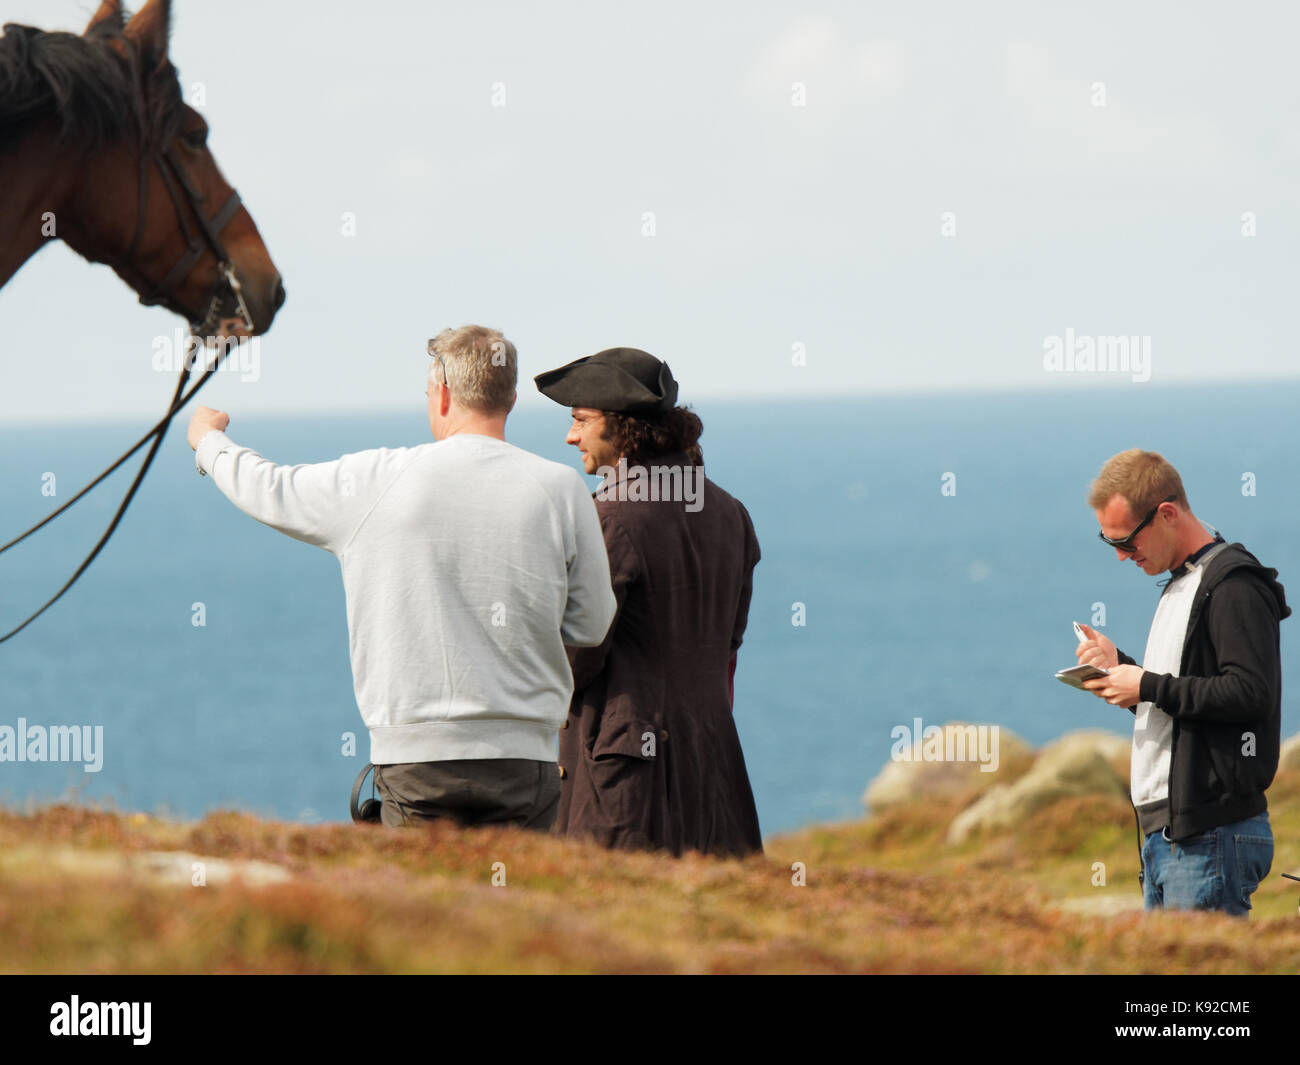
[
  {"xmin": 1098, "ymin": 495, "xmax": 1177, "ymax": 554},
  {"xmin": 426, "ymin": 339, "xmax": 447, "ymax": 387}
]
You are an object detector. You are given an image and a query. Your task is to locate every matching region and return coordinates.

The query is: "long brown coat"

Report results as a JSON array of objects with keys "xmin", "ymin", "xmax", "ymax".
[{"xmin": 556, "ymin": 451, "xmax": 764, "ymax": 857}]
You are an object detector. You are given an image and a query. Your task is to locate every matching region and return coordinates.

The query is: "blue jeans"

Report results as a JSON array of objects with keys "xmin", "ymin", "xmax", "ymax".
[{"xmin": 1141, "ymin": 812, "xmax": 1273, "ymax": 917}]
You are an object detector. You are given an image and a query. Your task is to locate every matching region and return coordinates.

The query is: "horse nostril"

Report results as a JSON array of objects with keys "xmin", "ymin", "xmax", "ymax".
[{"xmin": 273, "ymin": 277, "xmax": 286, "ymax": 310}]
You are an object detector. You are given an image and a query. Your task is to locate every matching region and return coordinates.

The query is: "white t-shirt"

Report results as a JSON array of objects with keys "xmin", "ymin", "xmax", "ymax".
[
  {"xmin": 1131, "ymin": 542, "xmax": 1229, "ymax": 810},
  {"xmin": 195, "ymin": 429, "xmax": 617, "ymax": 764}
]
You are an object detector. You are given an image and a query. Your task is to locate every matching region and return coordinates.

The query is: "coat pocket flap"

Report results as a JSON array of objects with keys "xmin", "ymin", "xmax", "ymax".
[{"xmin": 591, "ymin": 710, "xmax": 660, "ymax": 761}]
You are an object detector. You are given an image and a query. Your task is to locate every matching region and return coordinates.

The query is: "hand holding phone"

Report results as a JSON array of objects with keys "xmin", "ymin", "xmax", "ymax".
[
  {"xmin": 1074, "ymin": 621, "xmax": 1118, "ymax": 670},
  {"xmin": 1056, "ymin": 663, "xmax": 1110, "ymax": 690}
]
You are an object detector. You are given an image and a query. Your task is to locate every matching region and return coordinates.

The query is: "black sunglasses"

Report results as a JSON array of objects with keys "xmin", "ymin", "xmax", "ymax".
[{"xmin": 1098, "ymin": 495, "xmax": 1177, "ymax": 553}]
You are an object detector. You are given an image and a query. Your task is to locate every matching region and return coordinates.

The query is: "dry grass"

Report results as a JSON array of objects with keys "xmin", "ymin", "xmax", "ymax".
[{"xmin": 1, "ymin": 770, "xmax": 1297, "ymax": 974}]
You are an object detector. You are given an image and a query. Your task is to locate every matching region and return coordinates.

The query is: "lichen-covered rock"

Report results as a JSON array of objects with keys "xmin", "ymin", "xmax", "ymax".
[
  {"xmin": 946, "ymin": 731, "xmax": 1128, "ymax": 845},
  {"xmin": 1056, "ymin": 729, "xmax": 1130, "ymax": 765},
  {"xmin": 861, "ymin": 721, "xmax": 1031, "ymax": 813}
]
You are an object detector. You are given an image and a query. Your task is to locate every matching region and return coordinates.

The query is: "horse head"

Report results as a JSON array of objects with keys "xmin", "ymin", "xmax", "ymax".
[{"xmin": 4, "ymin": 0, "xmax": 284, "ymax": 339}]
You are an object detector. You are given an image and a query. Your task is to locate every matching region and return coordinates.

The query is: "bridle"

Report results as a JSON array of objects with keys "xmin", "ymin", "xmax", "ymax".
[
  {"xmin": 125, "ymin": 141, "xmax": 253, "ymax": 338},
  {"xmin": 118, "ymin": 37, "xmax": 254, "ymax": 339},
  {"xmin": 0, "ymin": 47, "xmax": 258, "ymax": 643}
]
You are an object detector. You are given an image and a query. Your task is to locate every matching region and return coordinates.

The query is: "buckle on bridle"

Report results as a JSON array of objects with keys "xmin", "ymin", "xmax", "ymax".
[
  {"xmin": 190, "ymin": 262, "xmax": 255, "ymax": 343},
  {"xmin": 220, "ymin": 262, "xmax": 255, "ymax": 334}
]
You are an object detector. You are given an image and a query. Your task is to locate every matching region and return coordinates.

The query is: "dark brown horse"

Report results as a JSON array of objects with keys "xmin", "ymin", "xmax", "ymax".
[
  {"xmin": 0, "ymin": 0, "xmax": 285, "ymax": 643},
  {"xmin": 0, "ymin": 0, "xmax": 284, "ymax": 337}
]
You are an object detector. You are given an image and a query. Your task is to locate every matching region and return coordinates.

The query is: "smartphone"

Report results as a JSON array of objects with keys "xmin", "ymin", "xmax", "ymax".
[{"xmin": 1055, "ymin": 663, "xmax": 1110, "ymax": 690}]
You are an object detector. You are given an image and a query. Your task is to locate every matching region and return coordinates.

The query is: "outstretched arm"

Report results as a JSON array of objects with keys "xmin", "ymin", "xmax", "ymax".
[{"xmin": 189, "ymin": 406, "xmax": 394, "ymax": 553}]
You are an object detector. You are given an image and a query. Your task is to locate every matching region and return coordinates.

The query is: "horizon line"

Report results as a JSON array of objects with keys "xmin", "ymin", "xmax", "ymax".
[{"xmin": 4, "ymin": 372, "xmax": 1300, "ymax": 429}]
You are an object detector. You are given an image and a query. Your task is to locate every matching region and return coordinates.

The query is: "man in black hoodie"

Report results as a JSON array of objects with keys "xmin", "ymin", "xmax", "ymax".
[{"xmin": 1075, "ymin": 449, "xmax": 1289, "ymax": 917}]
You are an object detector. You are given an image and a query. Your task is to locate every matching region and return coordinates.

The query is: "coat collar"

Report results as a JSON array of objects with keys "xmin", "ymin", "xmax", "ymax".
[{"xmin": 598, "ymin": 451, "xmax": 699, "ymax": 491}]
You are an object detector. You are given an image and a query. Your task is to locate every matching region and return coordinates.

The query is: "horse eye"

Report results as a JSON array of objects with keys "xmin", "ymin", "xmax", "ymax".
[{"xmin": 183, "ymin": 129, "xmax": 208, "ymax": 150}]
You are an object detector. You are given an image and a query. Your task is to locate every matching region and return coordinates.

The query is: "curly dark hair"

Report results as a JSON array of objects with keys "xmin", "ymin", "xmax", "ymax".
[{"xmin": 602, "ymin": 406, "xmax": 703, "ymax": 466}]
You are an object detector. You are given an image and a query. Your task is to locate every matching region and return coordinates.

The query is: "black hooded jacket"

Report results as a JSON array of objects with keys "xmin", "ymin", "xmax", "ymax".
[{"xmin": 1117, "ymin": 541, "xmax": 1290, "ymax": 840}]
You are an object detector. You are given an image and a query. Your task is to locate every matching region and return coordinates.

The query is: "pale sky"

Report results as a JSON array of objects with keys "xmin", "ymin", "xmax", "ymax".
[{"xmin": 3, "ymin": 0, "xmax": 1298, "ymax": 423}]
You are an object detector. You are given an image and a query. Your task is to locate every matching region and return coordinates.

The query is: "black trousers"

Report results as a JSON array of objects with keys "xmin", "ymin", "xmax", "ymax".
[{"xmin": 373, "ymin": 759, "xmax": 561, "ymax": 832}]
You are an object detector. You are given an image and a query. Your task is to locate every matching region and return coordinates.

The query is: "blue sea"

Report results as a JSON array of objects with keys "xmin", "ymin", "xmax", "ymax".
[{"xmin": 3, "ymin": 383, "xmax": 1298, "ymax": 836}]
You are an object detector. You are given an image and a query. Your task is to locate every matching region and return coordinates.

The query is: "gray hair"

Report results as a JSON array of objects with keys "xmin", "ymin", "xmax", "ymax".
[{"xmin": 428, "ymin": 325, "xmax": 518, "ymax": 414}]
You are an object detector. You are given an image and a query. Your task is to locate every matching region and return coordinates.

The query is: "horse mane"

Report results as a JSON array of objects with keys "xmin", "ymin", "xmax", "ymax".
[{"xmin": 0, "ymin": 19, "xmax": 182, "ymax": 150}]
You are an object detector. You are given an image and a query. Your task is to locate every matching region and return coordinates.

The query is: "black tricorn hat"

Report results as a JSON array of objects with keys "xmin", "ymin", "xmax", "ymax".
[{"xmin": 534, "ymin": 347, "xmax": 678, "ymax": 415}]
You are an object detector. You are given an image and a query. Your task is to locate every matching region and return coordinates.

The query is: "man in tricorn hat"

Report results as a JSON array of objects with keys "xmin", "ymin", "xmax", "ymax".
[{"xmin": 535, "ymin": 347, "xmax": 764, "ymax": 857}]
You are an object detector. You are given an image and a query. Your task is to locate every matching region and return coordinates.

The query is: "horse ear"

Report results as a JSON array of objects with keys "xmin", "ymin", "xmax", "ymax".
[
  {"xmin": 84, "ymin": 0, "xmax": 125, "ymax": 37},
  {"xmin": 123, "ymin": 0, "xmax": 172, "ymax": 67}
]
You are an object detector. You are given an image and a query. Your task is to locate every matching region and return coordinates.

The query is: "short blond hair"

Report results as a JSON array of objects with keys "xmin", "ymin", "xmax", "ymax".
[
  {"xmin": 428, "ymin": 325, "xmax": 517, "ymax": 414},
  {"xmin": 1088, "ymin": 449, "xmax": 1189, "ymax": 517}
]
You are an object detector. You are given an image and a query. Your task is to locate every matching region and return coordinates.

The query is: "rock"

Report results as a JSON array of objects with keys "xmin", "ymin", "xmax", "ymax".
[
  {"xmin": 1058, "ymin": 729, "xmax": 1130, "ymax": 764},
  {"xmin": 1053, "ymin": 894, "xmax": 1145, "ymax": 917},
  {"xmin": 132, "ymin": 850, "xmax": 293, "ymax": 887},
  {"xmin": 23, "ymin": 846, "xmax": 293, "ymax": 887},
  {"xmin": 946, "ymin": 731, "xmax": 1128, "ymax": 845},
  {"xmin": 1280, "ymin": 733, "xmax": 1300, "ymax": 773},
  {"xmin": 861, "ymin": 721, "xmax": 1031, "ymax": 813}
]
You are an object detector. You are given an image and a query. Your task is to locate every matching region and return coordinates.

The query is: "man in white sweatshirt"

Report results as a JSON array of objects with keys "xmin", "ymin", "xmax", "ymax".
[{"xmin": 185, "ymin": 324, "xmax": 617, "ymax": 831}]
